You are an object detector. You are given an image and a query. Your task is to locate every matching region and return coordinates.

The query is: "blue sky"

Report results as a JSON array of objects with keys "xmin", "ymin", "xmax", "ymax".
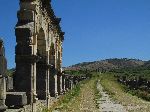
[{"xmin": 0, "ymin": 0, "xmax": 150, "ymax": 68}]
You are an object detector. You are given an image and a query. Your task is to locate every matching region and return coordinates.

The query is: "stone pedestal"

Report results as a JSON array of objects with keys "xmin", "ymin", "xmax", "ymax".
[
  {"xmin": 6, "ymin": 92, "xmax": 27, "ymax": 107},
  {"xmin": 54, "ymin": 75, "xmax": 58, "ymax": 97},
  {"xmin": 14, "ymin": 62, "xmax": 36, "ymax": 104},
  {"xmin": 0, "ymin": 76, "xmax": 7, "ymax": 111}
]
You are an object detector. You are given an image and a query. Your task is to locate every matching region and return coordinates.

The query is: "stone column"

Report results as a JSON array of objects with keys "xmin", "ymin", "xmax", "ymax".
[
  {"xmin": 0, "ymin": 39, "xmax": 7, "ymax": 111},
  {"xmin": 49, "ymin": 69, "xmax": 58, "ymax": 97},
  {"xmin": 49, "ymin": 41, "xmax": 58, "ymax": 97},
  {"xmin": 14, "ymin": 27, "xmax": 38, "ymax": 104},
  {"xmin": 65, "ymin": 75, "xmax": 69, "ymax": 91},
  {"xmin": 0, "ymin": 76, "xmax": 7, "ymax": 111},
  {"xmin": 14, "ymin": 0, "xmax": 38, "ymax": 105},
  {"xmin": 46, "ymin": 66, "xmax": 50, "ymax": 109},
  {"xmin": 45, "ymin": 51, "xmax": 50, "ymax": 108},
  {"xmin": 62, "ymin": 74, "xmax": 66, "ymax": 93},
  {"xmin": 57, "ymin": 74, "xmax": 63, "ymax": 95},
  {"xmin": 31, "ymin": 63, "xmax": 37, "ymax": 112},
  {"xmin": 70, "ymin": 78, "xmax": 74, "ymax": 90},
  {"xmin": 69, "ymin": 79, "xmax": 72, "ymax": 90}
]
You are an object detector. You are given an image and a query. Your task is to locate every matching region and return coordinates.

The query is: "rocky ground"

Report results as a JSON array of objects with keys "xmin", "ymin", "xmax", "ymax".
[
  {"xmin": 5, "ymin": 98, "xmax": 61, "ymax": 112},
  {"xmin": 5, "ymin": 100, "xmax": 46, "ymax": 112}
]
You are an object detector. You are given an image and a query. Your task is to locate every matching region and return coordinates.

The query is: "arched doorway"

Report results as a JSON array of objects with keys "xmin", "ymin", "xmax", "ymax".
[
  {"xmin": 49, "ymin": 42, "xmax": 58, "ymax": 97},
  {"xmin": 36, "ymin": 28, "xmax": 47, "ymax": 100}
]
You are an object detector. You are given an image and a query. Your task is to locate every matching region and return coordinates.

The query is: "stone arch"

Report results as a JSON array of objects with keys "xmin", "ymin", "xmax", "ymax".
[
  {"xmin": 36, "ymin": 27, "xmax": 48, "ymax": 100},
  {"xmin": 15, "ymin": 0, "xmax": 64, "ymax": 106},
  {"xmin": 49, "ymin": 42, "xmax": 58, "ymax": 97},
  {"xmin": 37, "ymin": 28, "xmax": 47, "ymax": 57},
  {"xmin": 49, "ymin": 42, "xmax": 55, "ymax": 66}
]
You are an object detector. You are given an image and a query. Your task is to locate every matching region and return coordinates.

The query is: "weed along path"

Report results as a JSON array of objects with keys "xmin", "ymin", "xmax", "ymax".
[
  {"xmin": 50, "ymin": 74, "xmax": 150, "ymax": 112},
  {"xmin": 99, "ymin": 73, "xmax": 150, "ymax": 112},
  {"xmin": 62, "ymin": 79, "xmax": 98, "ymax": 112},
  {"xmin": 96, "ymin": 80, "xmax": 127, "ymax": 112},
  {"xmin": 52, "ymin": 79, "xmax": 99, "ymax": 112},
  {"xmin": 77, "ymin": 79, "xmax": 98, "ymax": 112}
]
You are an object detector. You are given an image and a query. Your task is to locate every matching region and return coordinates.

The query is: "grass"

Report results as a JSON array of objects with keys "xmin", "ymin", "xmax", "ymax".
[
  {"xmin": 121, "ymin": 84, "xmax": 150, "ymax": 102},
  {"xmin": 98, "ymin": 73, "xmax": 150, "ymax": 112},
  {"xmin": 93, "ymin": 79, "xmax": 102, "ymax": 109},
  {"xmin": 43, "ymin": 72, "xmax": 150, "ymax": 112},
  {"xmin": 65, "ymin": 77, "xmax": 98, "ymax": 112},
  {"xmin": 46, "ymin": 79, "xmax": 89, "ymax": 112},
  {"xmin": 45, "ymin": 77, "xmax": 99, "ymax": 112}
]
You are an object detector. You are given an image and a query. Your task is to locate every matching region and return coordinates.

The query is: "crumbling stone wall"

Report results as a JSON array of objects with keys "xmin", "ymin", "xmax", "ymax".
[
  {"xmin": 14, "ymin": 0, "xmax": 64, "ymax": 107},
  {"xmin": 0, "ymin": 1, "xmax": 89, "ymax": 112}
]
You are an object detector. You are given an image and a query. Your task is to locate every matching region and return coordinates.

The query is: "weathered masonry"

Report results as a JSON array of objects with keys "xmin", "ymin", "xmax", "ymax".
[
  {"xmin": 0, "ymin": 1, "xmax": 89, "ymax": 112},
  {"xmin": 0, "ymin": 39, "xmax": 7, "ymax": 111},
  {"xmin": 14, "ymin": 0, "xmax": 64, "ymax": 106}
]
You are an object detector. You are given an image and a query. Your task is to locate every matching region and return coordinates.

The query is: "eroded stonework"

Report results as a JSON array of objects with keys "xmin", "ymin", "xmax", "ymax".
[
  {"xmin": 0, "ymin": 39, "xmax": 7, "ymax": 111},
  {"xmin": 14, "ymin": 0, "xmax": 64, "ymax": 108},
  {"xmin": 0, "ymin": 1, "xmax": 89, "ymax": 112}
]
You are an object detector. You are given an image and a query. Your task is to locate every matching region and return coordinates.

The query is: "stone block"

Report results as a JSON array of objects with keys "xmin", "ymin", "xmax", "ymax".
[
  {"xmin": 6, "ymin": 77, "xmax": 13, "ymax": 91},
  {"xmin": 0, "ymin": 102, "xmax": 7, "ymax": 111},
  {"xmin": 17, "ymin": 10, "xmax": 35, "ymax": 22},
  {"xmin": 0, "ymin": 77, "xmax": 7, "ymax": 111},
  {"xmin": 6, "ymin": 92, "xmax": 27, "ymax": 107}
]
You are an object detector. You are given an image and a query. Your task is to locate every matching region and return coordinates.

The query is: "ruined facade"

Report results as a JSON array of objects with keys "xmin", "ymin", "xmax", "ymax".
[
  {"xmin": 14, "ymin": 0, "xmax": 64, "ymax": 106},
  {"xmin": 0, "ymin": 1, "xmax": 88, "ymax": 112}
]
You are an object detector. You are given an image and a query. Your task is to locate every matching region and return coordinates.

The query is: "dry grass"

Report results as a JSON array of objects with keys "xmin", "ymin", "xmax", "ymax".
[
  {"xmin": 61, "ymin": 78, "xmax": 98, "ymax": 112},
  {"xmin": 100, "ymin": 73, "xmax": 150, "ymax": 112},
  {"xmin": 48, "ymin": 78, "xmax": 98, "ymax": 112}
]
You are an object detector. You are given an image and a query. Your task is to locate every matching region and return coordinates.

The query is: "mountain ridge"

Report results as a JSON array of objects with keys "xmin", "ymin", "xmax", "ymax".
[{"xmin": 65, "ymin": 58, "xmax": 147, "ymax": 71}]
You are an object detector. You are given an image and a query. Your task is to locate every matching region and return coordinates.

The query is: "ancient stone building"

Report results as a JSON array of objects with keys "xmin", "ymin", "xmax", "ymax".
[
  {"xmin": 0, "ymin": 39, "xmax": 7, "ymax": 111},
  {"xmin": 14, "ymin": 0, "xmax": 64, "ymax": 106}
]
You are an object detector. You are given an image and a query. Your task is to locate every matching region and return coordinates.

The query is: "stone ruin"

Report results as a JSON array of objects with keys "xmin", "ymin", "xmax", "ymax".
[
  {"xmin": 0, "ymin": 0, "xmax": 88, "ymax": 112},
  {"xmin": 0, "ymin": 39, "xmax": 7, "ymax": 111}
]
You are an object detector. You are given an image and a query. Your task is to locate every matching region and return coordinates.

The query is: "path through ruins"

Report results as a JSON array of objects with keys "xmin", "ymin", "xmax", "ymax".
[{"xmin": 96, "ymin": 80, "xmax": 127, "ymax": 112}]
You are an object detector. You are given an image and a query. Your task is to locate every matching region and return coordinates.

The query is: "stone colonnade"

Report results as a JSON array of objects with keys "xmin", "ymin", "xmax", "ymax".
[
  {"xmin": 13, "ymin": 0, "xmax": 64, "ymax": 106},
  {"xmin": 0, "ymin": 0, "xmax": 88, "ymax": 111},
  {"xmin": 0, "ymin": 38, "xmax": 87, "ymax": 112}
]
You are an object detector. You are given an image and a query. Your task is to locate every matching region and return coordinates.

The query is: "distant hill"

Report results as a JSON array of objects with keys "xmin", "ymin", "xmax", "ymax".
[
  {"xmin": 141, "ymin": 60, "xmax": 150, "ymax": 69},
  {"xmin": 65, "ymin": 58, "xmax": 145, "ymax": 72}
]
